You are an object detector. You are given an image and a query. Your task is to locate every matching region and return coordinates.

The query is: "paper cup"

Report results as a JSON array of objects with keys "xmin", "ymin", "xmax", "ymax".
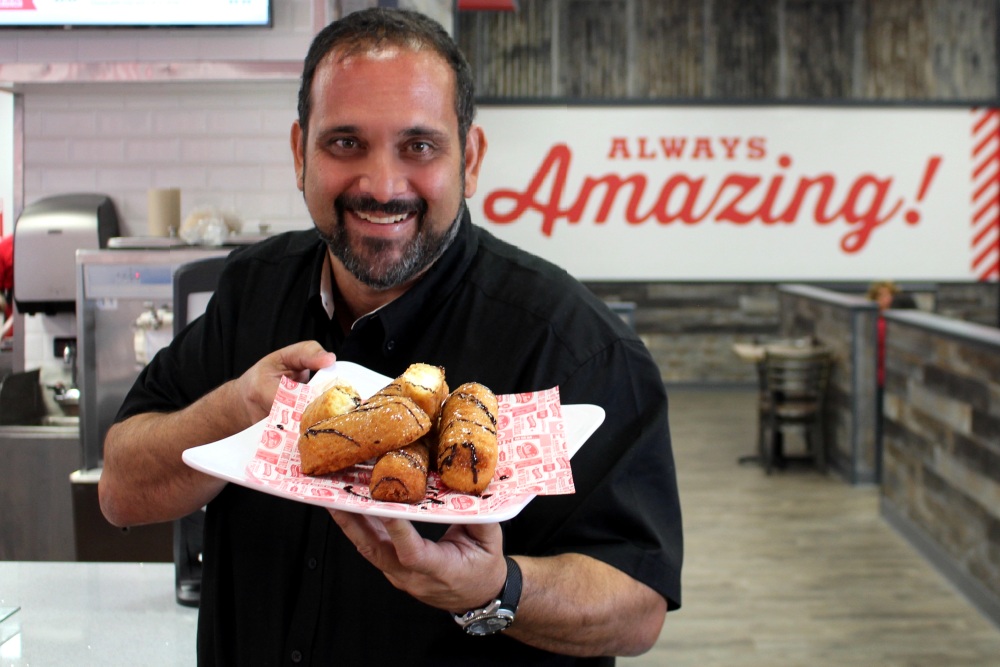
[{"xmin": 148, "ymin": 188, "xmax": 181, "ymax": 237}]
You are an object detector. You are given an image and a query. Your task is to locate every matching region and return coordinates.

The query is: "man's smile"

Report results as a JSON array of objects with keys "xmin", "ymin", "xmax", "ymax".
[{"xmin": 354, "ymin": 210, "xmax": 412, "ymax": 225}]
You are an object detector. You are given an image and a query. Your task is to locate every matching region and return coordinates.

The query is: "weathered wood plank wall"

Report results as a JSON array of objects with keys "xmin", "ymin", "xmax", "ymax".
[
  {"xmin": 784, "ymin": 0, "xmax": 854, "ymax": 98},
  {"xmin": 457, "ymin": 0, "xmax": 998, "ymax": 100},
  {"xmin": 632, "ymin": 0, "xmax": 706, "ymax": 97}
]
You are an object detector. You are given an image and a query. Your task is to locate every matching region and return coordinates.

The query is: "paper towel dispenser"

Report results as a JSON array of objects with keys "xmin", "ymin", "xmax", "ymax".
[{"xmin": 14, "ymin": 193, "xmax": 120, "ymax": 315}]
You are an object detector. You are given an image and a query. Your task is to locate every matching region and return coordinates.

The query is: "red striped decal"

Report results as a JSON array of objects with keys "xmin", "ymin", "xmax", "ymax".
[{"xmin": 970, "ymin": 108, "xmax": 1000, "ymax": 281}]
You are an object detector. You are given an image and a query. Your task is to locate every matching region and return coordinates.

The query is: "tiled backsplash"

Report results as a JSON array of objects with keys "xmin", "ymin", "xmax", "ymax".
[
  {"xmin": 22, "ymin": 82, "xmax": 312, "ymax": 238},
  {"xmin": 21, "ymin": 312, "xmax": 75, "ymax": 415}
]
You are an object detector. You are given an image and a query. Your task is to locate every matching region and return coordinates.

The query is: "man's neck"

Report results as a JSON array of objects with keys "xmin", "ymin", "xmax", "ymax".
[
  {"xmin": 328, "ymin": 253, "xmax": 415, "ymax": 329},
  {"xmin": 323, "ymin": 211, "xmax": 465, "ymax": 329}
]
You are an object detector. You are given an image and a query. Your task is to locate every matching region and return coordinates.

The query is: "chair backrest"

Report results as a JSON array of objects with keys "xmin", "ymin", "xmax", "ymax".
[
  {"xmin": 172, "ymin": 256, "xmax": 227, "ymax": 337},
  {"xmin": 763, "ymin": 350, "xmax": 832, "ymax": 402}
]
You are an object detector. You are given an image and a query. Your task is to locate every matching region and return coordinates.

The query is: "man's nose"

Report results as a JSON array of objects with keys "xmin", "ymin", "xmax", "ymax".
[{"xmin": 358, "ymin": 152, "xmax": 408, "ymax": 202}]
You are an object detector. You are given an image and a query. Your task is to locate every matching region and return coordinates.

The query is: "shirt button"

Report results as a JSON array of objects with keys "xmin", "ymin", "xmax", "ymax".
[
  {"xmin": 290, "ymin": 649, "xmax": 303, "ymax": 663},
  {"xmin": 386, "ymin": 340, "xmax": 396, "ymax": 352},
  {"xmin": 307, "ymin": 557, "xmax": 318, "ymax": 570}
]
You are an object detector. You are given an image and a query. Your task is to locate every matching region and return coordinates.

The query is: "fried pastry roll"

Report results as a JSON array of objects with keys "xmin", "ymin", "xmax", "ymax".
[
  {"xmin": 299, "ymin": 383, "xmax": 362, "ymax": 434},
  {"xmin": 369, "ymin": 437, "xmax": 431, "ymax": 504},
  {"xmin": 375, "ymin": 363, "xmax": 449, "ymax": 425},
  {"xmin": 436, "ymin": 382, "xmax": 499, "ymax": 495},
  {"xmin": 298, "ymin": 394, "xmax": 431, "ymax": 476}
]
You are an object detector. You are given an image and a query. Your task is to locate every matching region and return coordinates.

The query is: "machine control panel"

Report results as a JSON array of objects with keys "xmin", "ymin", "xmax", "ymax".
[{"xmin": 83, "ymin": 263, "xmax": 177, "ymax": 300}]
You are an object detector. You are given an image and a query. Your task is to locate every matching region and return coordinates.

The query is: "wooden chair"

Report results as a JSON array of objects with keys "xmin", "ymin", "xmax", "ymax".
[{"xmin": 759, "ymin": 349, "xmax": 832, "ymax": 474}]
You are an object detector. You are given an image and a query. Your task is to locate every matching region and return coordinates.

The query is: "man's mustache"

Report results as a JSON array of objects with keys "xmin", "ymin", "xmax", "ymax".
[{"xmin": 335, "ymin": 194, "xmax": 427, "ymax": 217}]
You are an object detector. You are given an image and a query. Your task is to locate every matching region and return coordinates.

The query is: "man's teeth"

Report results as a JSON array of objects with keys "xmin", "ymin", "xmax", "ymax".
[{"xmin": 355, "ymin": 210, "xmax": 408, "ymax": 224}]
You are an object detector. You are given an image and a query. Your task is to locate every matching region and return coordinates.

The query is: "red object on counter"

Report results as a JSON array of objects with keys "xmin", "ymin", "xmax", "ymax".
[
  {"xmin": 0, "ymin": 234, "xmax": 12, "ymax": 337},
  {"xmin": 0, "ymin": 234, "xmax": 12, "ymax": 294}
]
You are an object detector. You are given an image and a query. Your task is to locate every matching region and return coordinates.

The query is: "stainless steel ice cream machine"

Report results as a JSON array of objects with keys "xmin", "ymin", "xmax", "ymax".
[{"xmin": 75, "ymin": 248, "xmax": 229, "ymax": 471}]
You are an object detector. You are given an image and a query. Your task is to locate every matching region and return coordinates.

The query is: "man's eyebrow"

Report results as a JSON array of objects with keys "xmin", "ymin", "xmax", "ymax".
[
  {"xmin": 314, "ymin": 125, "xmax": 360, "ymax": 142},
  {"xmin": 311, "ymin": 124, "xmax": 451, "ymax": 144},
  {"xmin": 401, "ymin": 126, "xmax": 451, "ymax": 142}
]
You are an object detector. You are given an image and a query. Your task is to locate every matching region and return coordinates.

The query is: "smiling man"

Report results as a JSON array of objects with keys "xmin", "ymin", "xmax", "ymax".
[
  {"xmin": 100, "ymin": 8, "xmax": 682, "ymax": 666},
  {"xmin": 292, "ymin": 36, "xmax": 483, "ymax": 317}
]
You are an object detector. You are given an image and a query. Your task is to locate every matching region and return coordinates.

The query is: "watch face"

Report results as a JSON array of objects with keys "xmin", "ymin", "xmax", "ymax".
[{"xmin": 467, "ymin": 615, "xmax": 513, "ymax": 636}]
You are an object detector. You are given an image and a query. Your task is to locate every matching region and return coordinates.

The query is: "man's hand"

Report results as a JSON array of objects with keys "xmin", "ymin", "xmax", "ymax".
[
  {"xmin": 101, "ymin": 341, "xmax": 335, "ymax": 527},
  {"xmin": 330, "ymin": 511, "xmax": 507, "ymax": 613},
  {"xmin": 232, "ymin": 341, "xmax": 337, "ymax": 426},
  {"xmin": 331, "ymin": 509, "xmax": 667, "ymax": 657}
]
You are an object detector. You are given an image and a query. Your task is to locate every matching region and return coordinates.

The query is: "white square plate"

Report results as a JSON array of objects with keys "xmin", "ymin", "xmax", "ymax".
[{"xmin": 183, "ymin": 362, "xmax": 605, "ymax": 524}]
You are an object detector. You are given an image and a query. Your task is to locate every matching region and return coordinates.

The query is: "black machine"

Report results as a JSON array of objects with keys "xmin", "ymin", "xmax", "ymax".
[{"xmin": 171, "ymin": 256, "xmax": 227, "ymax": 607}]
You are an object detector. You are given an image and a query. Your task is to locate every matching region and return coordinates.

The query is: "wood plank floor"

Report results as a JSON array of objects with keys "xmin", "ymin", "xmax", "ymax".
[{"xmin": 619, "ymin": 389, "xmax": 1000, "ymax": 667}]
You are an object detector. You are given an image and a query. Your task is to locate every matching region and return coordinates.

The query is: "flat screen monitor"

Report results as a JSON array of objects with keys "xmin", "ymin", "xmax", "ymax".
[{"xmin": 0, "ymin": 0, "xmax": 272, "ymax": 29}]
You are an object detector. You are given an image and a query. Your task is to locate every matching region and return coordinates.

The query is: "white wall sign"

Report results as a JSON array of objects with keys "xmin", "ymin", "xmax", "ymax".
[
  {"xmin": 0, "ymin": 0, "xmax": 271, "ymax": 27},
  {"xmin": 468, "ymin": 105, "xmax": 1000, "ymax": 282}
]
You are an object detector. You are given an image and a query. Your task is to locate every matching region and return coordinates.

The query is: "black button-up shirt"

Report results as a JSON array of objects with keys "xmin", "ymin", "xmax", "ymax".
[{"xmin": 118, "ymin": 212, "xmax": 682, "ymax": 666}]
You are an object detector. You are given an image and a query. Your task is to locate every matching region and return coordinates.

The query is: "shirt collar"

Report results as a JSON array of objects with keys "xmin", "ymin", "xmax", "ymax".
[
  {"xmin": 379, "ymin": 207, "xmax": 478, "ymax": 330},
  {"xmin": 314, "ymin": 207, "xmax": 479, "ymax": 332},
  {"xmin": 319, "ymin": 251, "xmax": 335, "ymax": 320}
]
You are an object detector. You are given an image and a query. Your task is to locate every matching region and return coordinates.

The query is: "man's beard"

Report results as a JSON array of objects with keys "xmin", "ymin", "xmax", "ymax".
[{"xmin": 317, "ymin": 193, "xmax": 464, "ymax": 291}]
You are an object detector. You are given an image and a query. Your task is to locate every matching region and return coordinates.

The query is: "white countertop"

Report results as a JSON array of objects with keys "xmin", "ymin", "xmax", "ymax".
[{"xmin": 0, "ymin": 562, "xmax": 197, "ymax": 666}]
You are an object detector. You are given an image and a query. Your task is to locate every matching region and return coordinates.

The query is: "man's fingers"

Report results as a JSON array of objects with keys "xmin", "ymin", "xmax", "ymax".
[
  {"xmin": 279, "ymin": 341, "xmax": 335, "ymax": 378},
  {"xmin": 331, "ymin": 509, "xmax": 388, "ymax": 545},
  {"xmin": 380, "ymin": 518, "xmax": 427, "ymax": 568},
  {"xmin": 454, "ymin": 521, "xmax": 502, "ymax": 550},
  {"xmin": 331, "ymin": 513, "xmax": 433, "ymax": 577},
  {"xmin": 336, "ymin": 514, "xmax": 427, "ymax": 572}
]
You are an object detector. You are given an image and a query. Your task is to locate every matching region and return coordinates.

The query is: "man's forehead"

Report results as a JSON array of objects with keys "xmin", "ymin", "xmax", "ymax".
[
  {"xmin": 321, "ymin": 43, "xmax": 447, "ymax": 72},
  {"xmin": 308, "ymin": 45, "xmax": 459, "ymax": 134},
  {"xmin": 312, "ymin": 45, "xmax": 455, "ymax": 98},
  {"xmin": 328, "ymin": 43, "xmax": 406, "ymax": 65}
]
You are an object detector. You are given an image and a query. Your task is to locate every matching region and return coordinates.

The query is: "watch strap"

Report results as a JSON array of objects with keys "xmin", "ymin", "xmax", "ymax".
[{"xmin": 499, "ymin": 556, "xmax": 522, "ymax": 614}]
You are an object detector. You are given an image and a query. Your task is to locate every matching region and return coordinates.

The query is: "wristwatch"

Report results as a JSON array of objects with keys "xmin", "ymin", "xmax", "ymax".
[{"xmin": 453, "ymin": 556, "xmax": 522, "ymax": 636}]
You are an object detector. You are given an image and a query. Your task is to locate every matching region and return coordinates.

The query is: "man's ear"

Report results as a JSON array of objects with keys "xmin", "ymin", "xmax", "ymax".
[
  {"xmin": 291, "ymin": 121, "xmax": 305, "ymax": 191},
  {"xmin": 463, "ymin": 124, "xmax": 488, "ymax": 198}
]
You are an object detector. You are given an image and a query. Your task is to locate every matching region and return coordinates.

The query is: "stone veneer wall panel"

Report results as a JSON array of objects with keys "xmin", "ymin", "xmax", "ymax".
[
  {"xmin": 881, "ymin": 309, "xmax": 1000, "ymax": 626},
  {"xmin": 777, "ymin": 285, "xmax": 879, "ymax": 484},
  {"xmin": 584, "ymin": 282, "xmax": 781, "ymax": 385},
  {"xmin": 581, "ymin": 281, "xmax": 995, "ymax": 387}
]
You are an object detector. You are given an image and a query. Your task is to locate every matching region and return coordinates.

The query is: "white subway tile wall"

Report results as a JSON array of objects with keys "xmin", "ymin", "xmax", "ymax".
[
  {"xmin": 23, "ymin": 83, "xmax": 309, "ymax": 238},
  {"xmin": 23, "ymin": 313, "xmax": 76, "ymax": 401},
  {"xmin": 6, "ymin": 0, "xmax": 318, "ymax": 237}
]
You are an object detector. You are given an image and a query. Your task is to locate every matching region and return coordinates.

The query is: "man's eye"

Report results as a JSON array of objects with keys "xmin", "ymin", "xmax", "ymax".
[
  {"xmin": 408, "ymin": 141, "xmax": 433, "ymax": 155},
  {"xmin": 326, "ymin": 138, "xmax": 362, "ymax": 154}
]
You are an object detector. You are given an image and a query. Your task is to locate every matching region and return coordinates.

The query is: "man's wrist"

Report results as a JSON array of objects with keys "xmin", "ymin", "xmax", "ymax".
[{"xmin": 453, "ymin": 556, "xmax": 523, "ymax": 636}]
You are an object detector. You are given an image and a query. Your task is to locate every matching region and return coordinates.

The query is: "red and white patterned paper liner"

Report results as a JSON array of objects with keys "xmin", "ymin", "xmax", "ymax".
[{"xmin": 243, "ymin": 375, "xmax": 574, "ymax": 518}]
